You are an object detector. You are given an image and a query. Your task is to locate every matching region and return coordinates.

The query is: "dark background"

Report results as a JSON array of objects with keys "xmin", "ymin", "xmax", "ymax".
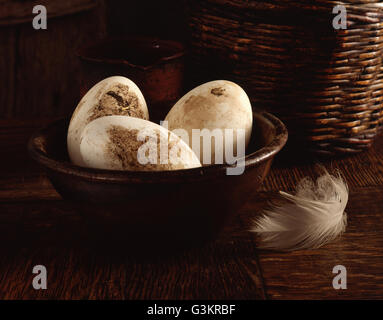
[{"xmin": 0, "ymin": 0, "xmax": 187, "ymax": 119}]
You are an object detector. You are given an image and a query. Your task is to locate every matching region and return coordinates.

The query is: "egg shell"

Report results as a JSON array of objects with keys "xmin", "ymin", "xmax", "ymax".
[
  {"xmin": 165, "ymin": 80, "xmax": 253, "ymax": 165},
  {"xmin": 67, "ymin": 76, "xmax": 148, "ymax": 166},
  {"xmin": 79, "ymin": 115, "xmax": 202, "ymax": 171}
]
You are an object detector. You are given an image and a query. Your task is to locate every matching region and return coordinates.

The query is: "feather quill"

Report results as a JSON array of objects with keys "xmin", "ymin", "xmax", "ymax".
[{"xmin": 252, "ymin": 168, "xmax": 348, "ymax": 251}]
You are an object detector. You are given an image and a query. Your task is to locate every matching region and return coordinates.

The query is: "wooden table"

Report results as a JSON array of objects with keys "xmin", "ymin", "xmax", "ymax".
[{"xmin": 0, "ymin": 119, "xmax": 382, "ymax": 300}]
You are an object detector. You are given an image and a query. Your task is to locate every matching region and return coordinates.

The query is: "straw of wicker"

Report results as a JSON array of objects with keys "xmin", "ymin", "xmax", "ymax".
[{"xmin": 187, "ymin": 0, "xmax": 383, "ymax": 155}]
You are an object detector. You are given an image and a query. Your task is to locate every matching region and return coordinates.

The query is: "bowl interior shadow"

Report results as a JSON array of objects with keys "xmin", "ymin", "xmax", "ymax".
[{"xmin": 41, "ymin": 113, "xmax": 277, "ymax": 165}]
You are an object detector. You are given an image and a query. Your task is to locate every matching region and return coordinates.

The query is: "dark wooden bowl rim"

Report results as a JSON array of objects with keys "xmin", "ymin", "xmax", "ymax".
[{"xmin": 28, "ymin": 111, "xmax": 288, "ymax": 184}]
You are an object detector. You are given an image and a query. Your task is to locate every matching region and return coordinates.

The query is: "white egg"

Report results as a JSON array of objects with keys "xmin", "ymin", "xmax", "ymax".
[
  {"xmin": 165, "ymin": 80, "xmax": 253, "ymax": 165},
  {"xmin": 79, "ymin": 116, "xmax": 202, "ymax": 171},
  {"xmin": 67, "ymin": 76, "xmax": 149, "ymax": 166}
]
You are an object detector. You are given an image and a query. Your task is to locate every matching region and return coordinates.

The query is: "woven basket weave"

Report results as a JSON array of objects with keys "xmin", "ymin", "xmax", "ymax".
[{"xmin": 187, "ymin": 0, "xmax": 383, "ymax": 155}]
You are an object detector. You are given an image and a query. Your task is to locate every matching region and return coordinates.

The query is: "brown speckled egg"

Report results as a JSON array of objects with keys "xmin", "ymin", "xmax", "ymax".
[
  {"xmin": 79, "ymin": 116, "xmax": 201, "ymax": 171},
  {"xmin": 67, "ymin": 76, "xmax": 148, "ymax": 167},
  {"xmin": 165, "ymin": 80, "xmax": 253, "ymax": 165}
]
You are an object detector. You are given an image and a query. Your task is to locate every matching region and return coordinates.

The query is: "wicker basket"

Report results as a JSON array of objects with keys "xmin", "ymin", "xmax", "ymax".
[{"xmin": 187, "ymin": 0, "xmax": 383, "ymax": 155}]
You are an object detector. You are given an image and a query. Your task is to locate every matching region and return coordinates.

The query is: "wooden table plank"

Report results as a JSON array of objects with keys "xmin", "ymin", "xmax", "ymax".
[
  {"xmin": 257, "ymin": 132, "xmax": 383, "ymax": 299},
  {"xmin": 0, "ymin": 200, "xmax": 267, "ymax": 300},
  {"xmin": 256, "ymin": 188, "xmax": 383, "ymax": 299},
  {"xmin": 263, "ymin": 143, "xmax": 383, "ymax": 192}
]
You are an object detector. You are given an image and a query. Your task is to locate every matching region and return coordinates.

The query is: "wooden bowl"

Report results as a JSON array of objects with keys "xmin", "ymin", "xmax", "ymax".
[{"xmin": 28, "ymin": 112, "xmax": 287, "ymax": 249}]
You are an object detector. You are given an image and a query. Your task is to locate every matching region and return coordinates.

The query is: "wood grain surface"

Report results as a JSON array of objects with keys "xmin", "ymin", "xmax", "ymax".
[
  {"xmin": 0, "ymin": 0, "xmax": 97, "ymax": 25},
  {"xmin": 0, "ymin": 1, "xmax": 106, "ymax": 118},
  {"xmin": 0, "ymin": 119, "xmax": 382, "ymax": 299}
]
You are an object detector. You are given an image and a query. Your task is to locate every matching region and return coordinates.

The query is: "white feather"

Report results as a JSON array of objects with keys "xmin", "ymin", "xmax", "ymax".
[{"xmin": 252, "ymin": 168, "xmax": 348, "ymax": 251}]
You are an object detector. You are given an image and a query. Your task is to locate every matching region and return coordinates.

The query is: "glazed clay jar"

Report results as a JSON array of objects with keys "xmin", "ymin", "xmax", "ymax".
[{"xmin": 77, "ymin": 36, "xmax": 186, "ymax": 123}]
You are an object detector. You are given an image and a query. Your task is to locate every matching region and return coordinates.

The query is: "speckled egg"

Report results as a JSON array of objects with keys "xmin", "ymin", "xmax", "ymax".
[
  {"xmin": 79, "ymin": 116, "xmax": 202, "ymax": 171},
  {"xmin": 165, "ymin": 80, "xmax": 253, "ymax": 165},
  {"xmin": 67, "ymin": 76, "xmax": 149, "ymax": 167}
]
